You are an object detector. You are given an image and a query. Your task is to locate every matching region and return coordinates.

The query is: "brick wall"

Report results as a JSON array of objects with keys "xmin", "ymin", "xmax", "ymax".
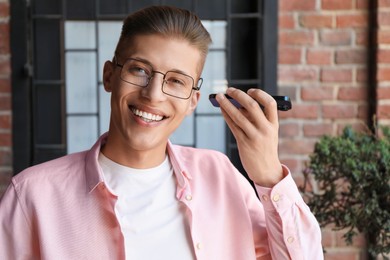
[
  {"xmin": 0, "ymin": 0, "xmax": 11, "ymax": 196},
  {"xmin": 377, "ymin": 0, "xmax": 390, "ymax": 127},
  {"xmin": 278, "ymin": 0, "xmax": 390, "ymax": 259}
]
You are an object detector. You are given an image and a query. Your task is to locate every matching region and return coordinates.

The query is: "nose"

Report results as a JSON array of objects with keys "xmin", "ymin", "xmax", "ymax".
[{"xmin": 141, "ymin": 71, "xmax": 167, "ymax": 102}]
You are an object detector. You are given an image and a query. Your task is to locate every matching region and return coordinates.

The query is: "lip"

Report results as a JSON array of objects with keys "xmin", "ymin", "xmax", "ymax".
[{"xmin": 128, "ymin": 105, "xmax": 168, "ymax": 125}]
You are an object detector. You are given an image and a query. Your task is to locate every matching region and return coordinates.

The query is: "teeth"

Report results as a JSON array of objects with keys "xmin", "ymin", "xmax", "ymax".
[{"xmin": 132, "ymin": 108, "xmax": 164, "ymax": 122}]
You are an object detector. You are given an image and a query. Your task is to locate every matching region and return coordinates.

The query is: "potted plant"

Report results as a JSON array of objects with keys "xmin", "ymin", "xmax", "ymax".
[{"xmin": 300, "ymin": 126, "xmax": 390, "ymax": 260}]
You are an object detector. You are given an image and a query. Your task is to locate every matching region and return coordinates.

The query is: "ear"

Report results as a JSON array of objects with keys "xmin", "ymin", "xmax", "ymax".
[
  {"xmin": 186, "ymin": 91, "xmax": 200, "ymax": 116},
  {"xmin": 103, "ymin": 60, "xmax": 115, "ymax": 92}
]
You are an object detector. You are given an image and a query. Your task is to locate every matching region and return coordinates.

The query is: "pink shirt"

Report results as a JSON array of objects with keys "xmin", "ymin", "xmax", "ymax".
[{"xmin": 0, "ymin": 134, "xmax": 323, "ymax": 259}]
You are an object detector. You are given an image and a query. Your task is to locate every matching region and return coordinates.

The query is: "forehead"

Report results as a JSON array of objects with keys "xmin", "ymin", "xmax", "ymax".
[{"xmin": 118, "ymin": 34, "xmax": 204, "ymax": 76}]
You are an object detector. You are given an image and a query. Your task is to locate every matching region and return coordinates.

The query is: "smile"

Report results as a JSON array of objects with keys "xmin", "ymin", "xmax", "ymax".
[{"xmin": 131, "ymin": 107, "xmax": 165, "ymax": 122}]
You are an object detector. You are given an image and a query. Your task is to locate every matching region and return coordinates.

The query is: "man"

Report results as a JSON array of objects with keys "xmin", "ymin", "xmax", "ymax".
[{"xmin": 0, "ymin": 6, "xmax": 323, "ymax": 259}]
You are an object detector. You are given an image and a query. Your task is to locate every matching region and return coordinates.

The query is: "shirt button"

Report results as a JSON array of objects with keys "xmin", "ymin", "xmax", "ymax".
[
  {"xmin": 272, "ymin": 194, "xmax": 280, "ymax": 202},
  {"xmin": 287, "ymin": 236, "xmax": 294, "ymax": 243},
  {"xmin": 196, "ymin": 242, "xmax": 202, "ymax": 250},
  {"xmin": 261, "ymin": 195, "xmax": 268, "ymax": 201},
  {"xmin": 185, "ymin": 194, "xmax": 193, "ymax": 201}
]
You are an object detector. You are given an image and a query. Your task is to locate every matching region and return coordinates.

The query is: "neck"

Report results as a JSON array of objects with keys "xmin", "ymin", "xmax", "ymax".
[{"xmin": 101, "ymin": 135, "xmax": 168, "ymax": 169}]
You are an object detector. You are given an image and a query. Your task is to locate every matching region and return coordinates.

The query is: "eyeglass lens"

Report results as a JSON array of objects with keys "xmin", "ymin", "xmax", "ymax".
[{"xmin": 120, "ymin": 59, "xmax": 195, "ymax": 99}]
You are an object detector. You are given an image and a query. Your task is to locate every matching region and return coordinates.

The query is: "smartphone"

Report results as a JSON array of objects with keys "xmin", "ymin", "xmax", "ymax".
[{"xmin": 209, "ymin": 94, "xmax": 292, "ymax": 111}]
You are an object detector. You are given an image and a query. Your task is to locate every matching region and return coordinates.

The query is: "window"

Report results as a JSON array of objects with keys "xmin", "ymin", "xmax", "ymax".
[{"xmin": 11, "ymin": 0, "xmax": 278, "ymax": 180}]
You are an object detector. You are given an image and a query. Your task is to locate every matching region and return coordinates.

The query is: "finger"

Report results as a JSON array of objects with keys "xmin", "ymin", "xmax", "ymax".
[
  {"xmin": 216, "ymin": 92, "xmax": 257, "ymax": 138},
  {"xmin": 246, "ymin": 88, "xmax": 279, "ymax": 124},
  {"xmin": 225, "ymin": 88, "xmax": 267, "ymax": 125}
]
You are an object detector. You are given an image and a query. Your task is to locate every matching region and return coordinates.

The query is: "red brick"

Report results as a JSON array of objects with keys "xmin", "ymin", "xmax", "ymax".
[
  {"xmin": 356, "ymin": 0, "xmax": 369, "ymax": 9},
  {"xmin": 279, "ymin": 122, "xmax": 300, "ymax": 137},
  {"xmin": 279, "ymin": 0, "xmax": 316, "ymax": 11},
  {"xmin": 279, "ymin": 158, "xmax": 301, "ymax": 175},
  {"xmin": 356, "ymin": 68, "xmax": 367, "ymax": 82},
  {"xmin": 303, "ymin": 123, "xmax": 334, "ymax": 137},
  {"xmin": 377, "ymin": 86, "xmax": 390, "ymax": 98},
  {"xmin": 378, "ymin": 30, "xmax": 390, "ymax": 44},
  {"xmin": 379, "ymin": 0, "xmax": 390, "ymax": 7},
  {"xmin": 335, "ymin": 230, "xmax": 366, "ymax": 247},
  {"xmin": 377, "ymin": 67, "xmax": 390, "ymax": 81},
  {"xmin": 358, "ymin": 103, "xmax": 369, "ymax": 119},
  {"xmin": 0, "ymin": 132, "xmax": 11, "ymax": 146},
  {"xmin": 279, "ymin": 139, "xmax": 316, "ymax": 155},
  {"xmin": 378, "ymin": 104, "xmax": 390, "ymax": 119},
  {"xmin": 278, "ymin": 104, "xmax": 319, "ymax": 119},
  {"xmin": 336, "ymin": 13, "xmax": 368, "ymax": 28},
  {"xmin": 338, "ymin": 86, "xmax": 367, "ymax": 101},
  {"xmin": 0, "ymin": 2, "xmax": 9, "ymax": 17},
  {"xmin": 0, "ymin": 78, "xmax": 10, "ymax": 93},
  {"xmin": 279, "ymin": 30, "xmax": 315, "ymax": 46},
  {"xmin": 321, "ymin": 68, "xmax": 353, "ymax": 82},
  {"xmin": 279, "ymin": 14, "xmax": 295, "ymax": 29},
  {"xmin": 335, "ymin": 49, "xmax": 366, "ymax": 64},
  {"xmin": 355, "ymin": 29, "xmax": 368, "ymax": 46},
  {"xmin": 0, "ymin": 24, "xmax": 10, "ymax": 55},
  {"xmin": 378, "ymin": 12, "xmax": 390, "ymax": 27},
  {"xmin": 320, "ymin": 30, "xmax": 352, "ymax": 46},
  {"xmin": 323, "ymin": 104, "xmax": 357, "ymax": 119},
  {"xmin": 377, "ymin": 48, "xmax": 390, "ymax": 63},
  {"xmin": 278, "ymin": 46, "xmax": 302, "ymax": 64},
  {"xmin": 0, "ymin": 95, "xmax": 11, "ymax": 110},
  {"xmin": 337, "ymin": 123, "xmax": 368, "ymax": 135},
  {"xmin": 322, "ymin": 0, "xmax": 353, "ymax": 10},
  {"xmin": 323, "ymin": 250, "xmax": 361, "ymax": 260},
  {"xmin": 0, "ymin": 149, "xmax": 11, "ymax": 166},
  {"xmin": 321, "ymin": 228, "xmax": 335, "ymax": 247},
  {"xmin": 0, "ymin": 114, "xmax": 11, "ymax": 129},
  {"xmin": 299, "ymin": 14, "xmax": 333, "ymax": 29},
  {"xmin": 301, "ymin": 86, "xmax": 334, "ymax": 100},
  {"xmin": 0, "ymin": 58, "xmax": 11, "ymax": 76},
  {"xmin": 278, "ymin": 67, "xmax": 318, "ymax": 82},
  {"xmin": 306, "ymin": 49, "xmax": 333, "ymax": 65}
]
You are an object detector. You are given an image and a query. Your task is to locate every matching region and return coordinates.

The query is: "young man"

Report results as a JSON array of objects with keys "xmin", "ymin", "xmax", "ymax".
[{"xmin": 0, "ymin": 6, "xmax": 323, "ymax": 259}]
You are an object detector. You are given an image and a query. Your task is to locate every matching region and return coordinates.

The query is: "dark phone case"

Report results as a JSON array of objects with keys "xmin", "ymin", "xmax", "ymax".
[{"xmin": 209, "ymin": 94, "xmax": 292, "ymax": 111}]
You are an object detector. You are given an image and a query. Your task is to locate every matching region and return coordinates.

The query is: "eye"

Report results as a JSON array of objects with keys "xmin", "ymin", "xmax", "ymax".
[{"xmin": 128, "ymin": 66, "xmax": 149, "ymax": 76}]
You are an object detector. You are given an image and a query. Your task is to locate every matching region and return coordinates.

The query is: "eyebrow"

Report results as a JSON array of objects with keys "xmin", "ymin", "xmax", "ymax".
[{"xmin": 131, "ymin": 56, "xmax": 194, "ymax": 77}]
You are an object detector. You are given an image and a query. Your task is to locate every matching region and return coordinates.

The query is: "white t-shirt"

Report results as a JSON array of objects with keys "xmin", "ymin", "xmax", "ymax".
[{"xmin": 98, "ymin": 153, "xmax": 195, "ymax": 259}]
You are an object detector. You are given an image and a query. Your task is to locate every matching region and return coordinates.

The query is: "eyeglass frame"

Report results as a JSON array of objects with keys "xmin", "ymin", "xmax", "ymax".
[{"xmin": 113, "ymin": 57, "xmax": 203, "ymax": 100}]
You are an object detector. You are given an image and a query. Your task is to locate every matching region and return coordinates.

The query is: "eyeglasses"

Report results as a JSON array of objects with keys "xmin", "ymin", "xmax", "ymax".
[{"xmin": 114, "ymin": 57, "xmax": 203, "ymax": 100}]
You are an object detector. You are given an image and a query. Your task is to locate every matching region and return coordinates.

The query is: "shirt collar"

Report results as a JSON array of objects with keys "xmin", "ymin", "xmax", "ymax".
[{"xmin": 84, "ymin": 134, "xmax": 192, "ymax": 194}]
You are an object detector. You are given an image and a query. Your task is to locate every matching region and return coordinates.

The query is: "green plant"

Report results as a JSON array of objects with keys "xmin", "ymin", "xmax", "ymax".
[{"xmin": 300, "ymin": 126, "xmax": 390, "ymax": 260}]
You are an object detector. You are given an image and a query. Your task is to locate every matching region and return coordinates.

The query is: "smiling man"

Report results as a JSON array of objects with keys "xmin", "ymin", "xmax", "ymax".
[{"xmin": 0, "ymin": 6, "xmax": 323, "ymax": 260}]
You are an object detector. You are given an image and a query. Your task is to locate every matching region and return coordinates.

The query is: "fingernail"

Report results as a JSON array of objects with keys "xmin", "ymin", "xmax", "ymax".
[{"xmin": 226, "ymin": 87, "xmax": 235, "ymax": 94}]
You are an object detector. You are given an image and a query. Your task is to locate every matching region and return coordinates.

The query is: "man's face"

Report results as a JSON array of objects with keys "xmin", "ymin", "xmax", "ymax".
[{"xmin": 103, "ymin": 34, "xmax": 202, "ymax": 156}]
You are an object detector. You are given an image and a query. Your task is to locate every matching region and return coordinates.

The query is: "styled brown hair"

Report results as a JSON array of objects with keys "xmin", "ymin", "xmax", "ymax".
[{"xmin": 115, "ymin": 6, "xmax": 212, "ymax": 66}]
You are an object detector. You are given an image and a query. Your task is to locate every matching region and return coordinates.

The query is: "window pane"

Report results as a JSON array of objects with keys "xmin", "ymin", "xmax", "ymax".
[
  {"xmin": 65, "ymin": 21, "xmax": 96, "ymax": 49},
  {"xmin": 65, "ymin": 52, "xmax": 97, "ymax": 113},
  {"xmin": 231, "ymin": 18, "xmax": 258, "ymax": 80},
  {"xmin": 99, "ymin": 84, "xmax": 111, "ymax": 135},
  {"xmin": 202, "ymin": 21, "xmax": 226, "ymax": 49},
  {"xmin": 67, "ymin": 116, "xmax": 98, "ymax": 153},
  {"xmin": 196, "ymin": 116, "xmax": 226, "ymax": 153},
  {"xmin": 170, "ymin": 115, "xmax": 194, "ymax": 146},
  {"xmin": 197, "ymin": 51, "xmax": 227, "ymax": 114},
  {"xmin": 98, "ymin": 21, "xmax": 122, "ymax": 80}
]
